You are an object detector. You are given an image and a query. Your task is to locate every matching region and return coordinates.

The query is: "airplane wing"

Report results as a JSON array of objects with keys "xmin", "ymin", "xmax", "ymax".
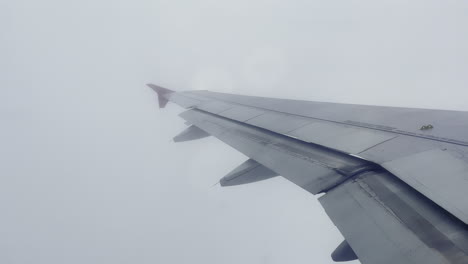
[{"xmin": 148, "ymin": 84, "xmax": 468, "ymax": 264}]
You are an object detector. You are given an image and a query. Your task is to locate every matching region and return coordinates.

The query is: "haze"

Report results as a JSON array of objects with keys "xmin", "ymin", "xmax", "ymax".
[{"xmin": 2, "ymin": 1, "xmax": 468, "ymax": 263}]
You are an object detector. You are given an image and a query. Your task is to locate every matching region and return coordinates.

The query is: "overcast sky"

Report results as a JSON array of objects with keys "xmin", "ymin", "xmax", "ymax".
[{"xmin": 2, "ymin": 1, "xmax": 468, "ymax": 264}]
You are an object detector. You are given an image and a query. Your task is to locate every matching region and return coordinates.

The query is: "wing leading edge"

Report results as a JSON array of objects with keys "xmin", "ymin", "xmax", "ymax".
[{"xmin": 148, "ymin": 84, "xmax": 468, "ymax": 264}]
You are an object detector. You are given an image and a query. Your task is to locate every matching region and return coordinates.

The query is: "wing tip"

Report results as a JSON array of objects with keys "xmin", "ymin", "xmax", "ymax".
[{"xmin": 146, "ymin": 83, "xmax": 174, "ymax": 108}]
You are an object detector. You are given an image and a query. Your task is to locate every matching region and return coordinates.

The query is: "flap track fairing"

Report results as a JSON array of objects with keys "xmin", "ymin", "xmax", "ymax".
[
  {"xmin": 220, "ymin": 159, "xmax": 279, "ymax": 187},
  {"xmin": 173, "ymin": 125, "xmax": 210, "ymax": 142}
]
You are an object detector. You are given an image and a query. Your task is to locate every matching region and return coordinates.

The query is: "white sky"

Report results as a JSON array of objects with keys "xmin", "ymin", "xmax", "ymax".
[{"xmin": 2, "ymin": 0, "xmax": 468, "ymax": 263}]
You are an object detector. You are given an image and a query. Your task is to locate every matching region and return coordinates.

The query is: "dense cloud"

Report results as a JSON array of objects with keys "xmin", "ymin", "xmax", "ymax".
[{"xmin": 1, "ymin": 1, "xmax": 468, "ymax": 263}]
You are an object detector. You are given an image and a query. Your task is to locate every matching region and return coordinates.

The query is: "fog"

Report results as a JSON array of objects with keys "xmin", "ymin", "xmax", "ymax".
[{"xmin": 2, "ymin": 1, "xmax": 468, "ymax": 263}]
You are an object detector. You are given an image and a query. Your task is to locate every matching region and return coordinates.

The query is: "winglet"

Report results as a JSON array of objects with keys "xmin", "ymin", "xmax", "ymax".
[{"xmin": 146, "ymin": 83, "xmax": 175, "ymax": 108}]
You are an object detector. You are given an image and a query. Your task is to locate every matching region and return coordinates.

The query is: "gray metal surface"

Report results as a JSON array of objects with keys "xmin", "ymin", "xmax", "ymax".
[
  {"xmin": 164, "ymin": 89, "xmax": 468, "ymax": 227},
  {"xmin": 358, "ymin": 135, "xmax": 442, "ymax": 163},
  {"xmin": 246, "ymin": 112, "xmax": 312, "ymax": 134},
  {"xmin": 331, "ymin": 240, "xmax": 358, "ymax": 262},
  {"xmin": 173, "ymin": 125, "xmax": 210, "ymax": 142},
  {"xmin": 173, "ymin": 91, "xmax": 468, "ymax": 163},
  {"xmin": 162, "ymin": 88, "xmax": 468, "ymax": 158},
  {"xmin": 382, "ymin": 149, "xmax": 468, "ymax": 224},
  {"xmin": 320, "ymin": 171, "xmax": 468, "ymax": 264},
  {"xmin": 149, "ymin": 85, "xmax": 468, "ymax": 264},
  {"xmin": 179, "ymin": 109, "xmax": 373, "ymax": 194},
  {"xmin": 218, "ymin": 105, "xmax": 266, "ymax": 122},
  {"xmin": 288, "ymin": 122, "xmax": 396, "ymax": 154},
  {"xmin": 196, "ymin": 101, "xmax": 233, "ymax": 114},
  {"xmin": 166, "ymin": 93, "xmax": 200, "ymax": 108},
  {"xmin": 190, "ymin": 90, "xmax": 468, "ymax": 145},
  {"xmin": 220, "ymin": 159, "xmax": 278, "ymax": 186},
  {"xmin": 178, "ymin": 91, "xmax": 212, "ymax": 102}
]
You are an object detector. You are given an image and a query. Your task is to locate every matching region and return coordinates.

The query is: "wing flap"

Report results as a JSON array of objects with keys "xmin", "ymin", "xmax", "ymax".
[
  {"xmin": 179, "ymin": 109, "xmax": 373, "ymax": 194},
  {"xmin": 382, "ymin": 149, "xmax": 468, "ymax": 224},
  {"xmin": 320, "ymin": 171, "xmax": 468, "ymax": 264}
]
